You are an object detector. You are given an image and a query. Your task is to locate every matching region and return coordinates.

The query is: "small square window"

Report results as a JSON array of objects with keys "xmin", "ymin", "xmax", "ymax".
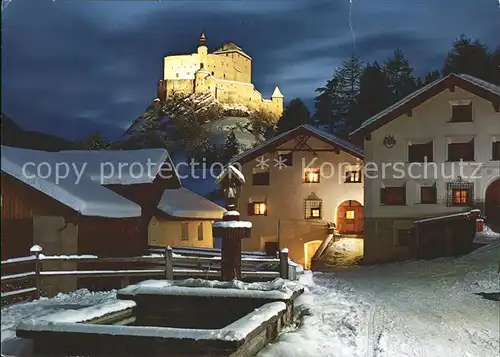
[
  {"xmin": 311, "ymin": 208, "xmax": 321, "ymax": 218},
  {"xmin": 252, "ymin": 171, "xmax": 270, "ymax": 186},
  {"xmin": 345, "ymin": 170, "xmax": 362, "ymax": 183},
  {"xmin": 420, "ymin": 185, "xmax": 437, "ymax": 204},
  {"xmin": 304, "ymin": 168, "xmax": 320, "ymax": 183},
  {"xmin": 345, "ymin": 210, "xmax": 355, "ymax": 219},
  {"xmin": 249, "ymin": 202, "xmax": 267, "ymax": 216},
  {"xmin": 304, "ymin": 194, "xmax": 322, "ymax": 219},
  {"xmin": 452, "ymin": 189, "xmax": 468, "ymax": 205},
  {"xmin": 451, "ymin": 103, "xmax": 473, "ymax": 122}
]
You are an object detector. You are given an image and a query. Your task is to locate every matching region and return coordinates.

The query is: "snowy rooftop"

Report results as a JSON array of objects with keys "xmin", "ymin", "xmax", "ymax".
[
  {"xmin": 157, "ymin": 187, "xmax": 226, "ymax": 220},
  {"xmin": 351, "ymin": 73, "xmax": 500, "ymax": 137},
  {"xmin": 230, "ymin": 124, "xmax": 363, "ymax": 165},
  {"xmin": 1, "ymin": 145, "xmax": 177, "ymax": 218}
]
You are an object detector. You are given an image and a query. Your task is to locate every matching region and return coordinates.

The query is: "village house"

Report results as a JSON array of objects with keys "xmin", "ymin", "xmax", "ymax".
[
  {"xmin": 1, "ymin": 145, "xmax": 225, "ymax": 292},
  {"xmin": 350, "ymin": 73, "xmax": 500, "ymax": 263},
  {"xmin": 226, "ymin": 124, "xmax": 364, "ymax": 269}
]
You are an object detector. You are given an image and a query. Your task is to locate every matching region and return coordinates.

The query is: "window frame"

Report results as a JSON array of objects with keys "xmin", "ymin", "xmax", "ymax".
[
  {"xmin": 446, "ymin": 179, "xmax": 474, "ymax": 207},
  {"xmin": 408, "ymin": 141, "xmax": 434, "ymax": 163},
  {"xmin": 420, "ymin": 185, "xmax": 437, "ymax": 204},
  {"xmin": 492, "ymin": 140, "xmax": 500, "ymax": 161},
  {"xmin": 252, "ymin": 171, "xmax": 270, "ymax": 186},
  {"xmin": 345, "ymin": 170, "xmax": 362, "ymax": 183},
  {"xmin": 450, "ymin": 103, "xmax": 473, "ymax": 123},
  {"xmin": 180, "ymin": 222, "xmax": 189, "ymax": 241},
  {"xmin": 304, "ymin": 168, "xmax": 320, "ymax": 183},
  {"xmin": 248, "ymin": 202, "xmax": 267, "ymax": 216},
  {"xmin": 380, "ymin": 185, "xmax": 406, "ymax": 206},
  {"xmin": 447, "ymin": 139, "xmax": 475, "ymax": 162},
  {"xmin": 304, "ymin": 195, "xmax": 322, "ymax": 219}
]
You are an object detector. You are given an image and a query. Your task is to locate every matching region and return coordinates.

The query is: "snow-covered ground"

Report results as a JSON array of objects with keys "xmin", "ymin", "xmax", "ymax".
[
  {"xmin": 2, "ymin": 242, "xmax": 499, "ymax": 357},
  {"xmin": 259, "ymin": 241, "xmax": 500, "ymax": 357}
]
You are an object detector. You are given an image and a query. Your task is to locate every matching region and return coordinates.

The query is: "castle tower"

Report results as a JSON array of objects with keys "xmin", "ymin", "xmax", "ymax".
[
  {"xmin": 197, "ymin": 32, "xmax": 208, "ymax": 56},
  {"xmin": 271, "ymin": 86, "xmax": 284, "ymax": 116}
]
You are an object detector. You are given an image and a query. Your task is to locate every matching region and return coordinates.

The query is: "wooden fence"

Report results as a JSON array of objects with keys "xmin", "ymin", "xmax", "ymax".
[{"xmin": 1, "ymin": 245, "xmax": 295, "ymax": 304}]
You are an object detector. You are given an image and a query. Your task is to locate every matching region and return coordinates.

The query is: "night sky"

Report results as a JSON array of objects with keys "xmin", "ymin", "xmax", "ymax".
[{"xmin": 2, "ymin": 0, "xmax": 499, "ymax": 141}]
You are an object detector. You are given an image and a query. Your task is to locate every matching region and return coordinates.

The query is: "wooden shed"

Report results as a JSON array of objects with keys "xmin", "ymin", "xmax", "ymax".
[
  {"xmin": 1, "ymin": 146, "xmax": 225, "ymax": 293},
  {"xmin": 411, "ymin": 209, "xmax": 481, "ymax": 260}
]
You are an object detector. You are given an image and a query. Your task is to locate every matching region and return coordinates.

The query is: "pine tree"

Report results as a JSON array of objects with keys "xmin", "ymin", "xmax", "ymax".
[
  {"xmin": 276, "ymin": 98, "xmax": 311, "ymax": 133},
  {"xmin": 220, "ymin": 130, "xmax": 241, "ymax": 164},
  {"xmin": 383, "ymin": 48, "xmax": 417, "ymax": 103},
  {"xmin": 75, "ymin": 131, "xmax": 105, "ymax": 150},
  {"xmin": 313, "ymin": 54, "xmax": 362, "ymax": 137},
  {"xmin": 442, "ymin": 35, "xmax": 492, "ymax": 81},
  {"xmin": 423, "ymin": 70, "xmax": 441, "ymax": 85},
  {"xmin": 354, "ymin": 61, "xmax": 391, "ymax": 124}
]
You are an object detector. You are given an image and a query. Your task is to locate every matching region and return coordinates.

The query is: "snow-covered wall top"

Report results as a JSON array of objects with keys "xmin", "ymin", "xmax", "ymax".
[
  {"xmin": 17, "ymin": 301, "xmax": 286, "ymax": 342},
  {"xmin": 117, "ymin": 278, "xmax": 303, "ymax": 300}
]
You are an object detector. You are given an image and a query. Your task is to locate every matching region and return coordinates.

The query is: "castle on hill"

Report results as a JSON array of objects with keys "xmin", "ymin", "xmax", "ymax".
[{"xmin": 158, "ymin": 33, "xmax": 284, "ymax": 118}]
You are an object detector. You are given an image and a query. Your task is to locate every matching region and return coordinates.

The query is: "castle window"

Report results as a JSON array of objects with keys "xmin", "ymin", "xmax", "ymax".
[
  {"xmin": 211, "ymin": 71, "xmax": 214, "ymax": 75},
  {"xmin": 176, "ymin": 73, "xmax": 179, "ymax": 78}
]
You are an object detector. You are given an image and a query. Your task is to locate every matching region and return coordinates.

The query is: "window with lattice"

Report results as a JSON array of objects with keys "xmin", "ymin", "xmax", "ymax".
[
  {"xmin": 446, "ymin": 178, "xmax": 474, "ymax": 206},
  {"xmin": 304, "ymin": 193, "xmax": 322, "ymax": 219}
]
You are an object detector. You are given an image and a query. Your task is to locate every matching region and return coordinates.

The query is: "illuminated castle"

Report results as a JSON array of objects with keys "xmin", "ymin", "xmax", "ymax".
[{"xmin": 161, "ymin": 33, "xmax": 284, "ymax": 118}]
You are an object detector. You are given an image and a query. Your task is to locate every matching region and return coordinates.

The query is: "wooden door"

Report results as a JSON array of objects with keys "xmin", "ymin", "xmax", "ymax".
[
  {"xmin": 336, "ymin": 200, "xmax": 364, "ymax": 234},
  {"xmin": 485, "ymin": 179, "xmax": 500, "ymax": 226}
]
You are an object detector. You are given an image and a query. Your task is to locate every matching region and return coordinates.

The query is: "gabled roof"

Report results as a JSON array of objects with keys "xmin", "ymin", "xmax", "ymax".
[
  {"xmin": 1, "ymin": 146, "xmax": 178, "ymax": 218},
  {"xmin": 350, "ymin": 73, "xmax": 500, "ymax": 138},
  {"xmin": 230, "ymin": 124, "xmax": 363, "ymax": 165}
]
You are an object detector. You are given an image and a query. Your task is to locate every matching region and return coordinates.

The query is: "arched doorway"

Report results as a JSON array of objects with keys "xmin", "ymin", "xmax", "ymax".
[
  {"xmin": 485, "ymin": 178, "xmax": 500, "ymax": 227},
  {"xmin": 336, "ymin": 200, "xmax": 364, "ymax": 234},
  {"xmin": 304, "ymin": 240, "xmax": 323, "ymax": 270}
]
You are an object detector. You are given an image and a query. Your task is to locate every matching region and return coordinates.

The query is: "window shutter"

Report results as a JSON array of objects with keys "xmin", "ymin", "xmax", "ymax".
[
  {"xmin": 380, "ymin": 188, "xmax": 386, "ymax": 204},
  {"xmin": 248, "ymin": 203, "xmax": 254, "ymax": 215}
]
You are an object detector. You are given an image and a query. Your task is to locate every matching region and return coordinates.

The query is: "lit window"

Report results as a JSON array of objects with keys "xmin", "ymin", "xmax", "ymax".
[
  {"xmin": 453, "ymin": 190, "xmax": 468, "ymax": 205},
  {"xmin": 345, "ymin": 170, "xmax": 362, "ymax": 183},
  {"xmin": 345, "ymin": 210, "xmax": 355, "ymax": 219},
  {"xmin": 250, "ymin": 202, "xmax": 267, "ymax": 215},
  {"xmin": 304, "ymin": 168, "xmax": 320, "ymax": 183},
  {"xmin": 304, "ymin": 193, "xmax": 322, "ymax": 219}
]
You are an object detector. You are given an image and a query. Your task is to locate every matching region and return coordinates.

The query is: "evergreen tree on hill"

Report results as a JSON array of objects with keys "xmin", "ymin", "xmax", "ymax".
[
  {"xmin": 354, "ymin": 62, "xmax": 391, "ymax": 124},
  {"xmin": 313, "ymin": 54, "xmax": 362, "ymax": 137},
  {"xmin": 383, "ymin": 48, "xmax": 417, "ymax": 102},
  {"xmin": 74, "ymin": 131, "xmax": 106, "ymax": 150},
  {"xmin": 220, "ymin": 130, "xmax": 241, "ymax": 164},
  {"xmin": 442, "ymin": 35, "xmax": 493, "ymax": 82},
  {"xmin": 276, "ymin": 98, "xmax": 311, "ymax": 134}
]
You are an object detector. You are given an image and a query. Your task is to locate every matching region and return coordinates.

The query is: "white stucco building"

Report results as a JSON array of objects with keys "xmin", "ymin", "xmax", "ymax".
[
  {"xmin": 228, "ymin": 125, "xmax": 364, "ymax": 268},
  {"xmin": 350, "ymin": 73, "xmax": 500, "ymax": 263}
]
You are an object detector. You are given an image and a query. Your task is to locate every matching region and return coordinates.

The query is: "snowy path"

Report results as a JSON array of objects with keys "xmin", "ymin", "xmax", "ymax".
[{"xmin": 260, "ymin": 243, "xmax": 500, "ymax": 357}]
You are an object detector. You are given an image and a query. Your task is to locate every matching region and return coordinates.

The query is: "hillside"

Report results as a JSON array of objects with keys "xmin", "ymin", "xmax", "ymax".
[
  {"xmin": 1, "ymin": 114, "xmax": 74, "ymax": 151},
  {"xmin": 111, "ymin": 92, "xmax": 276, "ymax": 157}
]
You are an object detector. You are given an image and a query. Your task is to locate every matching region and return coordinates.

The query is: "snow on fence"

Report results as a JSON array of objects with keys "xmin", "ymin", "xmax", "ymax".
[{"xmin": 1, "ymin": 245, "xmax": 294, "ymax": 302}]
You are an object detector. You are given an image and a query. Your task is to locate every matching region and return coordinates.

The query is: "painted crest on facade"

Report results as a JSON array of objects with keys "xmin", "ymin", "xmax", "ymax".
[{"xmin": 383, "ymin": 134, "xmax": 396, "ymax": 148}]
